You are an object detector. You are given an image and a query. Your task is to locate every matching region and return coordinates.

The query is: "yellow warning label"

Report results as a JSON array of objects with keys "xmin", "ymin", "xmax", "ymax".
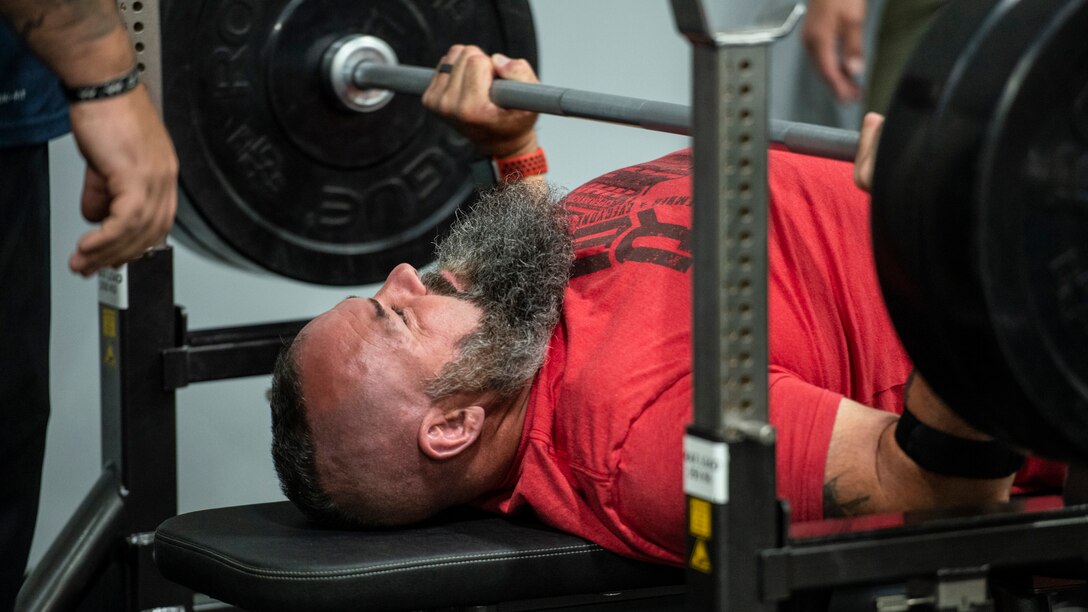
[
  {"xmin": 689, "ymin": 498, "xmax": 712, "ymax": 539},
  {"xmin": 690, "ymin": 539, "xmax": 712, "ymax": 573},
  {"xmin": 101, "ymin": 308, "xmax": 117, "ymax": 338},
  {"xmin": 103, "ymin": 344, "xmax": 117, "ymax": 368}
]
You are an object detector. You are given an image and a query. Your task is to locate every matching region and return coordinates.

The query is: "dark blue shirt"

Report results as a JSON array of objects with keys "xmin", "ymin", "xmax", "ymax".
[{"xmin": 0, "ymin": 21, "xmax": 69, "ymax": 147}]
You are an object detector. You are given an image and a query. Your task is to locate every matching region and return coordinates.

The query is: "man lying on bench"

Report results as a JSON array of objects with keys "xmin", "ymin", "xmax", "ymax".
[{"xmin": 268, "ymin": 44, "xmax": 1065, "ymax": 567}]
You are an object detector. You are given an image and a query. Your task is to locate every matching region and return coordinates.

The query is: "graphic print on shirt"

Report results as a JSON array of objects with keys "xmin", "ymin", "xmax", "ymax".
[{"xmin": 564, "ymin": 152, "xmax": 694, "ymax": 278}]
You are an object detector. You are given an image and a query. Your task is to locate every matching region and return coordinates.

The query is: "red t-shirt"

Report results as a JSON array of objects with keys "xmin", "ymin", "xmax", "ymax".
[{"xmin": 477, "ymin": 148, "xmax": 1064, "ymax": 566}]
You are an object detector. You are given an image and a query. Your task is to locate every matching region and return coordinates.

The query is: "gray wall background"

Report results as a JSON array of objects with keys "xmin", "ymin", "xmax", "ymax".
[{"xmin": 31, "ymin": 0, "xmax": 869, "ymax": 567}]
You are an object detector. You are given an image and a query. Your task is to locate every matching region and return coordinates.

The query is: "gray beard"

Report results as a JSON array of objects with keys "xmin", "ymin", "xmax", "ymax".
[{"xmin": 421, "ymin": 180, "xmax": 574, "ymax": 400}]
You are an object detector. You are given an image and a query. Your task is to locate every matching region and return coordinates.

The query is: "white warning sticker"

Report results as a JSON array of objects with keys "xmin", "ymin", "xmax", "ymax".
[
  {"xmin": 98, "ymin": 265, "xmax": 129, "ymax": 310},
  {"xmin": 684, "ymin": 435, "xmax": 729, "ymax": 504}
]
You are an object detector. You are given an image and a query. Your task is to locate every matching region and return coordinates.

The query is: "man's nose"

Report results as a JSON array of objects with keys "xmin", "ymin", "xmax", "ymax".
[{"xmin": 381, "ymin": 263, "xmax": 427, "ymax": 298}]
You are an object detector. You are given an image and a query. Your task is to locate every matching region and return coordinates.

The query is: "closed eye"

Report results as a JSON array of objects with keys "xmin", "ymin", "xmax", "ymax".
[{"xmin": 391, "ymin": 306, "xmax": 409, "ymax": 325}]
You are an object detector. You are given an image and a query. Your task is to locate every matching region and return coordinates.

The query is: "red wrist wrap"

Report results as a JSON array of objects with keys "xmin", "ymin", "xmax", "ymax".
[{"xmin": 492, "ymin": 148, "xmax": 548, "ymax": 182}]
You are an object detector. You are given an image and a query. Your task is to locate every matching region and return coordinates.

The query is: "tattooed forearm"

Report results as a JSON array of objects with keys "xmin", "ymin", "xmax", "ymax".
[
  {"xmin": 822, "ymin": 475, "xmax": 871, "ymax": 518},
  {"xmin": 14, "ymin": 11, "xmax": 44, "ymax": 38},
  {"xmin": 1, "ymin": 0, "xmax": 66, "ymax": 37},
  {"xmin": 2, "ymin": 0, "xmax": 119, "ymax": 43}
]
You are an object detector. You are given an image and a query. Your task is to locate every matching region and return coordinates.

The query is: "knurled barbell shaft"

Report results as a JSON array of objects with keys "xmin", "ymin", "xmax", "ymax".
[{"xmin": 352, "ymin": 62, "xmax": 860, "ymax": 162}]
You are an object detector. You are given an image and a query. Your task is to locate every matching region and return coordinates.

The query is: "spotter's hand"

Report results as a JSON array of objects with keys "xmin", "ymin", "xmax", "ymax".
[{"xmin": 68, "ymin": 84, "xmax": 178, "ymax": 276}]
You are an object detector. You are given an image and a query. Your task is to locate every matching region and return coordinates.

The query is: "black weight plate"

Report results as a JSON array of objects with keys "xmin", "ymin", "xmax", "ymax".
[
  {"xmin": 161, "ymin": 0, "xmax": 538, "ymax": 285},
  {"xmin": 977, "ymin": 0, "xmax": 1088, "ymax": 461},
  {"xmin": 871, "ymin": 0, "xmax": 1084, "ymax": 458}
]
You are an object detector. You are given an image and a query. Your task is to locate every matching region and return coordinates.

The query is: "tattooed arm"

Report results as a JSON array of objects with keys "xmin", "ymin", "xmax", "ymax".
[
  {"xmin": 0, "ymin": 0, "xmax": 177, "ymax": 276},
  {"xmin": 0, "ymin": 0, "xmax": 133, "ymax": 87},
  {"xmin": 823, "ymin": 372, "xmax": 1016, "ymax": 517}
]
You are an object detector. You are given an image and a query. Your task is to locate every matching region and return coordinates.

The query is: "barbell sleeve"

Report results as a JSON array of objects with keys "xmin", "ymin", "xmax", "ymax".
[{"xmin": 351, "ymin": 62, "xmax": 859, "ymax": 162}]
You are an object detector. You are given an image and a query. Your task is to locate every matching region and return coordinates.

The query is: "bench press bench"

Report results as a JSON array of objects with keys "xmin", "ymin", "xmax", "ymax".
[
  {"xmin": 154, "ymin": 502, "xmax": 686, "ymax": 611},
  {"xmin": 153, "ymin": 496, "xmax": 1088, "ymax": 611}
]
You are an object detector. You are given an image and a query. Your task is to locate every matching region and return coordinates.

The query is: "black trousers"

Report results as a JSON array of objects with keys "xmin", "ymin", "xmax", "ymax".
[{"xmin": 0, "ymin": 143, "xmax": 51, "ymax": 612}]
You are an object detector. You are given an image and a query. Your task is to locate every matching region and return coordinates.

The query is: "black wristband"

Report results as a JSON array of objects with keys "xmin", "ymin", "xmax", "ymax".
[
  {"xmin": 64, "ymin": 66, "xmax": 141, "ymax": 103},
  {"xmin": 895, "ymin": 404, "xmax": 1025, "ymax": 479}
]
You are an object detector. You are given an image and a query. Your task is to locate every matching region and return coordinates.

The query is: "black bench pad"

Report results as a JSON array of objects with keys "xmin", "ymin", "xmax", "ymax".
[{"xmin": 154, "ymin": 502, "xmax": 684, "ymax": 611}]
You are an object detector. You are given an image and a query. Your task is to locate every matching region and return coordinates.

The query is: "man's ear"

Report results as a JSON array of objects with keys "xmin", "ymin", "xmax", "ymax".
[{"xmin": 418, "ymin": 405, "xmax": 485, "ymax": 460}]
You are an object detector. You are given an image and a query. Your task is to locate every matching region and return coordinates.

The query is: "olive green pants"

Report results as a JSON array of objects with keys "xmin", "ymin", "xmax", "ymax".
[{"xmin": 865, "ymin": 0, "xmax": 948, "ymax": 114}]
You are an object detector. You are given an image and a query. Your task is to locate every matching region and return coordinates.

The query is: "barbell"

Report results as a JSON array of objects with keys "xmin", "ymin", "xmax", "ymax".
[
  {"xmin": 329, "ymin": 35, "xmax": 859, "ymax": 162},
  {"xmin": 162, "ymin": 0, "xmax": 857, "ymax": 287}
]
